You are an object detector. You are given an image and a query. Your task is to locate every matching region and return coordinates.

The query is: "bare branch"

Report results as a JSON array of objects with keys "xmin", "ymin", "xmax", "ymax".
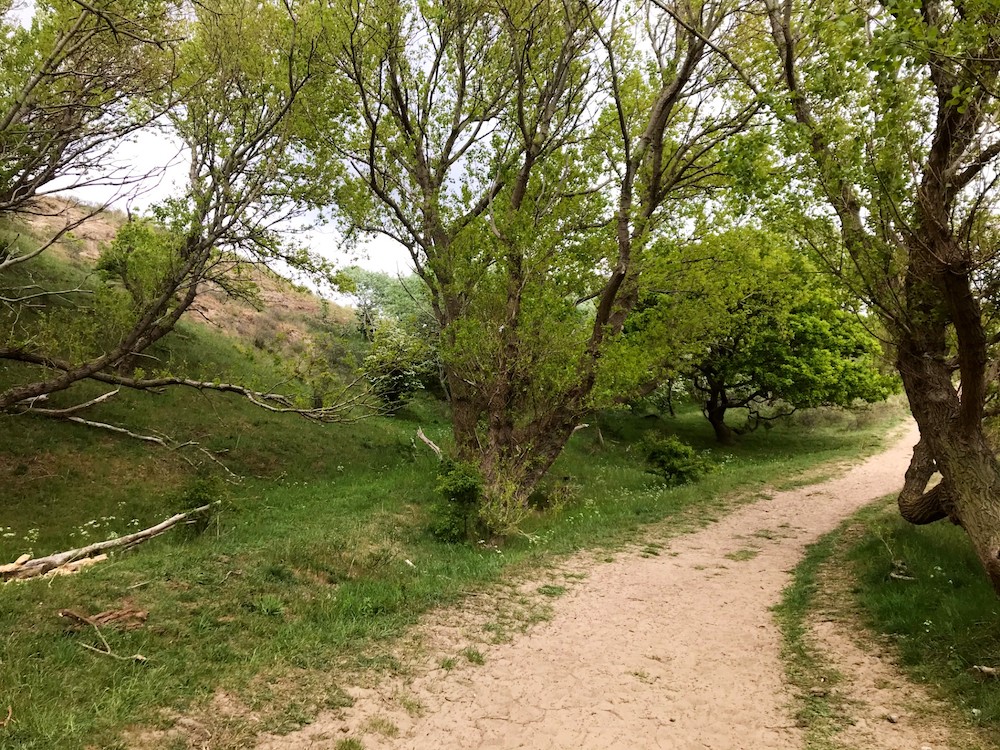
[{"xmin": 2, "ymin": 503, "xmax": 218, "ymax": 581}]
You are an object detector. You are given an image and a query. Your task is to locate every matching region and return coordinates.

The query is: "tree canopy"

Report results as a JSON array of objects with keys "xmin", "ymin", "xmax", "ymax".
[
  {"xmin": 640, "ymin": 230, "xmax": 895, "ymax": 442},
  {"xmin": 5, "ymin": 0, "xmax": 1000, "ymax": 592},
  {"xmin": 311, "ymin": 0, "xmax": 759, "ymax": 533},
  {"xmin": 758, "ymin": 0, "xmax": 1000, "ymax": 591}
]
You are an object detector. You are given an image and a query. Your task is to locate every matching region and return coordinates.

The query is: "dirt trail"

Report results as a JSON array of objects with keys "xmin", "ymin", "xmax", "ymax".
[{"xmin": 260, "ymin": 423, "xmax": 936, "ymax": 750}]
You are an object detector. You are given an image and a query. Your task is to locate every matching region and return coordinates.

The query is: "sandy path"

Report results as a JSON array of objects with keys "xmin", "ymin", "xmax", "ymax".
[{"xmin": 259, "ymin": 423, "xmax": 921, "ymax": 750}]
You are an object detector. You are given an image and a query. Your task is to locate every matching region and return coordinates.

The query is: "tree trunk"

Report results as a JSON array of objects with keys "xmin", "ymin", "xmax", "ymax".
[
  {"xmin": 926, "ymin": 435, "xmax": 1000, "ymax": 593},
  {"xmin": 707, "ymin": 405, "xmax": 734, "ymax": 445},
  {"xmin": 449, "ymin": 380, "xmax": 482, "ymax": 459},
  {"xmin": 897, "ymin": 341, "xmax": 1000, "ymax": 594},
  {"xmin": 704, "ymin": 380, "xmax": 734, "ymax": 445},
  {"xmin": 474, "ymin": 416, "xmax": 577, "ymax": 536}
]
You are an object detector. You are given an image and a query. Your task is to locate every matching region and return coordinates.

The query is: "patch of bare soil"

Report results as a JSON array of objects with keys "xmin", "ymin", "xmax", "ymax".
[
  {"xmin": 20, "ymin": 195, "xmax": 122, "ymax": 263},
  {"xmin": 249, "ymin": 423, "xmax": 958, "ymax": 750}
]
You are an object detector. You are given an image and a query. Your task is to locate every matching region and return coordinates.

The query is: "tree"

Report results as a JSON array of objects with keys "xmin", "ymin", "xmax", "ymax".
[
  {"xmin": 680, "ymin": 232, "xmax": 892, "ymax": 443},
  {"xmin": 761, "ymin": 0, "xmax": 1000, "ymax": 589},
  {"xmin": 0, "ymin": 0, "xmax": 373, "ymax": 445},
  {"xmin": 362, "ymin": 319, "xmax": 436, "ymax": 411},
  {"xmin": 316, "ymin": 0, "xmax": 757, "ymax": 534},
  {"xmin": 342, "ymin": 266, "xmax": 433, "ymax": 341},
  {"xmin": 342, "ymin": 266, "xmax": 444, "ymax": 401},
  {"xmin": 0, "ymin": 0, "xmax": 182, "ymax": 267}
]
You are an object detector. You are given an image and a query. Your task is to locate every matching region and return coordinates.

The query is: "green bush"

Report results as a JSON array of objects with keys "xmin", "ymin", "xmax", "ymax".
[
  {"xmin": 429, "ymin": 459, "xmax": 482, "ymax": 542},
  {"xmin": 642, "ymin": 433, "xmax": 714, "ymax": 485},
  {"xmin": 362, "ymin": 322, "xmax": 435, "ymax": 412}
]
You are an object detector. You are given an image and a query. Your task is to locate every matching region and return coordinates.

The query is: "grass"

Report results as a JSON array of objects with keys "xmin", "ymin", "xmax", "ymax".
[
  {"xmin": 462, "ymin": 647, "xmax": 485, "ymax": 665},
  {"xmin": 778, "ymin": 499, "xmax": 1000, "ymax": 748},
  {"xmin": 845, "ymin": 506, "xmax": 1000, "ymax": 742},
  {"xmin": 773, "ymin": 525, "xmax": 852, "ymax": 748},
  {"xmin": 0, "ymin": 246, "xmax": 911, "ymax": 748},
  {"xmin": 364, "ymin": 716, "xmax": 399, "ymax": 737},
  {"xmin": 536, "ymin": 584, "xmax": 567, "ymax": 597}
]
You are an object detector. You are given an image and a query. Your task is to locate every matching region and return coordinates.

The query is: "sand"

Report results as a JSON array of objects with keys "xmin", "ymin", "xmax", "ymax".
[{"xmin": 259, "ymin": 422, "xmax": 964, "ymax": 750}]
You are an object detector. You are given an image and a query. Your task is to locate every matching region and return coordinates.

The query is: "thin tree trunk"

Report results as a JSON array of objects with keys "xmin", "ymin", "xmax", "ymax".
[{"xmin": 707, "ymin": 406, "xmax": 734, "ymax": 445}]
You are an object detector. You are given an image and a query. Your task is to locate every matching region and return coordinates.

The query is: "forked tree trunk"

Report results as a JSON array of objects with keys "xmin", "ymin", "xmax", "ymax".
[
  {"xmin": 704, "ymin": 380, "xmax": 735, "ymax": 445},
  {"xmin": 472, "ymin": 421, "xmax": 578, "ymax": 535},
  {"xmin": 444, "ymin": 361, "xmax": 580, "ymax": 535}
]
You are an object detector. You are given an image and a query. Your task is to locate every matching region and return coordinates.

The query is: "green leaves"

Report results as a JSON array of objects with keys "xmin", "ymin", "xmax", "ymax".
[
  {"xmin": 97, "ymin": 220, "xmax": 181, "ymax": 313},
  {"xmin": 629, "ymin": 227, "xmax": 895, "ymax": 432}
]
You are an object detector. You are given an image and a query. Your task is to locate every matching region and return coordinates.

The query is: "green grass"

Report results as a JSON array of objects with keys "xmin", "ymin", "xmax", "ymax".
[
  {"xmin": 845, "ymin": 506, "xmax": 1000, "ymax": 742},
  {"xmin": 537, "ymin": 584, "xmax": 567, "ymax": 597},
  {"xmin": 0, "ymin": 250, "xmax": 910, "ymax": 748},
  {"xmin": 462, "ymin": 647, "xmax": 485, "ymax": 665},
  {"xmin": 778, "ymin": 500, "xmax": 1000, "ymax": 748},
  {"xmin": 773, "ymin": 524, "xmax": 852, "ymax": 748}
]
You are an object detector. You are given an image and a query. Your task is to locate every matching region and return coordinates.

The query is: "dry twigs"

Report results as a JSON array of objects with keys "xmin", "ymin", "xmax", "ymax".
[{"xmin": 59, "ymin": 610, "xmax": 147, "ymax": 663}]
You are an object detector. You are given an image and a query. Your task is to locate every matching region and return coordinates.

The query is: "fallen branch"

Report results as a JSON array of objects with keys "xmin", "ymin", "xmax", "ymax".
[
  {"xmin": 61, "ymin": 415, "xmax": 182, "ymax": 446},
  {"xmin": 2, "ymin": 503, "xmax": 216, "ymax": 581},
  {"xmin": 0, "ymin": 705, "xmax": 10, "ymax": 728},
  {"xmin": 14, "ymin": 405, "xmax": 240, "ymax": 478},
  {"xmin": 59, "ymin": 610, "xmax": 147, "ymax": 663},
  {"xmin": 20, "ymin": 388, "xmax": 120, "ymax": 416},
  {"xmin": 972, "ymin": 665, "xmax": 999, "ymax": 678},
  {"xmin": 416, "ymin": 427, "xmax": 443, "ymax": 460},
  {"xmin": 2, "ymin": 349, "xmax": 385, "ymax": 423}
]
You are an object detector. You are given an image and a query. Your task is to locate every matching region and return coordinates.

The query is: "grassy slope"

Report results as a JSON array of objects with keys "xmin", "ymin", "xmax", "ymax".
[
  {"xmin": 778, "ymin": 502, "xmax": 1000, "ymax": 748},
  {"xmin": 2, "ymin": 225, "xmax": 907, "ymax": 749}
]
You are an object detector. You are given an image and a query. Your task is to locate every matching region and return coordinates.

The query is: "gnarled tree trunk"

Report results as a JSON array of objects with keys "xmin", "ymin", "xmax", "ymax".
[{"xmin": 896, "ymin": 337, "xmax": 1000, "ymax": 593}]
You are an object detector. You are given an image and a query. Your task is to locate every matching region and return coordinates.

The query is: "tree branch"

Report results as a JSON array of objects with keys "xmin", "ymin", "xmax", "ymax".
[{"xmin": 2, "ymin": 503, "xmax": 218, "ymax": 581}]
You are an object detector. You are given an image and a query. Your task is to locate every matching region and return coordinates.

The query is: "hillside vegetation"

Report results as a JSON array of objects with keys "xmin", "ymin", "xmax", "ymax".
[{"xmin": 0, "ymin": 207, "xmax": 905, "ymax": 749}]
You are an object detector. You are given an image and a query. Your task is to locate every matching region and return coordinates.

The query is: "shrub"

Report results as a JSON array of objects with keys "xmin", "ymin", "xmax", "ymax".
[
  {"xmin": 429, "ymin": 459, "xmax": 482, "ymax": 542},
  {"xmin": 362, "ymin": 322, "xmax": 435, "ymax": 412},
  {"xmin": 174, "ymin": 474, "xmax": 226, "ymax": 538},
  {"xmin": 642, "ymin": 434, "xmax": 714, "ymax": 485}
]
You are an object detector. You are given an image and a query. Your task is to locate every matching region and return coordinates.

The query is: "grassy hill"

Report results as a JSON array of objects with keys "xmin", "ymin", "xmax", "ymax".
[{"xmin": 0, "ymin": 202, "xmax": 906, "ymax": 749}]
